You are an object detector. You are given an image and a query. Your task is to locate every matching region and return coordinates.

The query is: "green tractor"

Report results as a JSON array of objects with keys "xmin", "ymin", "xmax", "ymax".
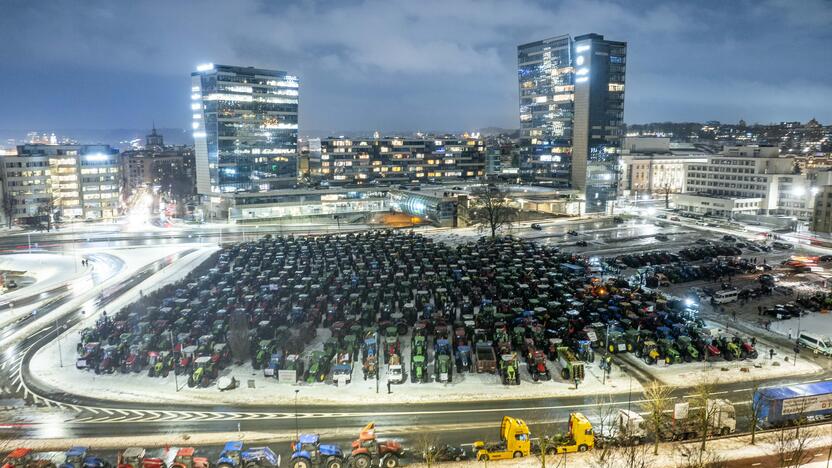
[
  {"xmin": 719, "ymin": 337, "xmax": 742, "ymax": 361},
  {"xmin": 499, "ymin": 354, "xmax": 520, "ymax": 385},
  {"xmin": 657, "ymin": 338, "xmax": 682, "ymax": 364},
  {"xmin": 607, "ymin": 331, "xmax": 629, "ymax": 354},
  {"xmin": 557, "ymin": 347, "xmax": 585, "ymax": 381},
  {"xmin": 412, "ymin": 335, "xmax": 427, "ymax": 357},
  {"xmin": 411, "ymin": 354, "xmax": 428, "ymax": 383},
  {"xmin": 305, "ymin": 351, "xmax": 329, "ymax": 383},
  {"xmin": 252, "ymin": 339, "xmax": 275, "ymax": 370},
  {"xmin": 188, "ymin": 356, "xmax": 217, "ymax": 387},
  {"xmin": 676, "ymin": 336, "xmax": 700, "ymax": 362},
  {"xmin": 435, "ymin": 354, "xmax": 453, "ymax": 383}
]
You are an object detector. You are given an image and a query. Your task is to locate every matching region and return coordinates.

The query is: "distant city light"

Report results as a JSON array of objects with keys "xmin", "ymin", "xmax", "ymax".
[
  {"xmin": 575, "ymin": 77, "xmax": 589, "ymax": 83},
  {"xmin": 84, "ymin": 153, "xmax": 110, "ymax": 162},
  {"xmin": 196, "ymin": 63, "xmax": 214, "ymax": 72},
  {"xmin": 575, "ymin": 44, "xmax": 591, "ymax": 52}
]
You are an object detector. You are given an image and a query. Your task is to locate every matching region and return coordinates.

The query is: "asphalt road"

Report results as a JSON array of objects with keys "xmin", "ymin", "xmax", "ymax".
[{"xmin": 2, "ymin": 218, "xmax": 832, "ymax": 449}]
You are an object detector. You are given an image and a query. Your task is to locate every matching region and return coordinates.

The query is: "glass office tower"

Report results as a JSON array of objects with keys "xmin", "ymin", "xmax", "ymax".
[
  {"xmin": 191, "ymin": 64, "xmax": 299, "ymax": 196},
  {"xmin": 518, "ymin": 33, "xmax": 626, "ymax": 213}
]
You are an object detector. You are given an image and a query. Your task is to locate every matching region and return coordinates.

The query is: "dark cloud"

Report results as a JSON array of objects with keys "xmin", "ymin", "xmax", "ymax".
[{"xmin": 0, "ymin": 0, "xmax": 829, "ymax": 132}]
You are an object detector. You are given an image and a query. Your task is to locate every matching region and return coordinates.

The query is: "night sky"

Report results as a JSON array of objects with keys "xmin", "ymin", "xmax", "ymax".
[{"xmin": 1, "ymin": 0, "xmax": 830, "ymax": 133}]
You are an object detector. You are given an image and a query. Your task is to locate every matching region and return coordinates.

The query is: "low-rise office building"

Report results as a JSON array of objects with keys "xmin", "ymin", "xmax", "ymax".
[
  {"xmin": 314, "ymin": 135, "xmax": 485, "ymax": 185},
  {"xmin": 121, "ymin": 129, "xmax": 196, "ymax": 198},
  {"xmin": 674, "ymin": 145, "xmax": 827, "ymax": 220},
  {"xmin": 1, "ymin": 144, "xmax": 121, "ymax": 224},
  {"xmin": 619, "ymin": 137, "xmax": 709, "ymax": 198}
]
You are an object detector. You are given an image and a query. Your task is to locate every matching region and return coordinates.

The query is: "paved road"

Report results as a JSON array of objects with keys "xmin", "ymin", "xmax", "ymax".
[{"xmin": 2, "ymin": 219, "xmax": 832, "ymax": 446}]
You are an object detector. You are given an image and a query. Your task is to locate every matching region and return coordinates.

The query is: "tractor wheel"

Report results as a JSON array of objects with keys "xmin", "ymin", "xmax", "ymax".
[
  {"xmin": 513, "ymin": 451, "xmax": 523, "ymax": 458},
  {"xmin": 684, "ymin": 355, "xmax": 692, "ymax": 363},
  {"xmin": 326, "ymin": 458, "xmax": 343, "ymax": 468},
  {"xmin": 478, "ymin": 455, "xmax": 490, "ymax": 462},
  {"xmin": 720, "ymin": 427, "xmax": 730, "ymax": 436},
  {"xmin": 665, "ymin": 357, "xmax": 672, "ymax": 365},
  {"xmin": 578, "ymin": 444, "xmax": 588, "ymax": 452},
  {"xmin": 187, "ymin": 376, "xmax": 196, "ymax": 388},
  {"xmin": 147, "ymin": 368, "xmax": 155, "ymax": 378},
  {"xmin": 561, "ymin": 368, "xmax": 570, "ymax": 380},
  {"xmin": 382, "ymin": 455, "xmax": 399, "ymax": 468},
  {"xmin": 627, "ymin": 343, "xmax": 634, "ymax": 352},
  {"xmin": 352, "ymin": 454, "xmax": 371, "ymax": 468},
  {"xmin": 245, "ymin": 462, "xmax": 260, "ymax": 468},
  {"xmin": 291, "ymin": 458, "xmax": 311, "ymax": 468},
  {"xmin": 532, "ymin": 373, "xmax": 539, "ymax": 382},
  {"xmin": 608, "ymin": 344, "xmax": 614, "ymax": 353},
  {"xmin": 750, "ymin": 351, "xmax": 758, "ymax": 359}
]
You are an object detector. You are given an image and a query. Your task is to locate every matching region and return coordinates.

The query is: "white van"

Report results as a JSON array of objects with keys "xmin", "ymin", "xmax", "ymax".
[
  {"xmin": 798, "ymin": 332, "xmax": 832, "ymax": 356},
  {"xmin": 712, "ymin": 288, "xmax": 739, "ymax": 304}
]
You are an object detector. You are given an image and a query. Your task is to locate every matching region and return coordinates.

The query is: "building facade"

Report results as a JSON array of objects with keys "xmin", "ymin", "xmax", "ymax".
[
  {"xmin": 619, "ymin": 137, "xmax": 709, "ymax": 197},
  {"xmin": 674, "ymin": 145, "xmax": 827, "ymax": 220},
  {"xmin": 313, "ymin": 136, "xmax": 485, "ymax": 185},
  {"xmin": 191, "ymin": 64, "xmax": 299, "ymax": 197},
  {"xmin": 518, "ymin": 33, "xmax": 626, "ymax": 213},
  {"xmin": 121, "ymin": 129, "xmax": 196, "ymax": 198},
  {"xmin": 1, "ymin": 144, "xmax": 120, "ymax": 224},
  {"xmin": 812, "ymin": 185, "xmax": 832, "ymax": 233}
]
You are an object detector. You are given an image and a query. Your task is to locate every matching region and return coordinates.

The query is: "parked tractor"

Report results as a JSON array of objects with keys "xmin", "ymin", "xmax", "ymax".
[
  {"xmin": 216, "ymin": 442, "xmax": 279, "ymax": 468},
  {"xmin": 146, "ymin": 351, "xmax": 174, "ymax": 377},
  {"xmin": 76, "ymin": 342, "xmax": 101, "ymax": 369},
  {"xmin": 637, "ymin": 340, "xmax": 660, "ymax": 365},
  {"xmin": 435, "ymin": 354, "xmax": 453, "ymax": 383},
  {"xmin": 117, "ymin": 448, "xmax": 164, "ymax": 468},
  {"xmin": 305, "ymin": 351, "xmax": 329, "ymax": 383},
  {"xmin": 387, "ymin": 354, "xmax": 404, "ymax": 384},
  {"xmin": 499, "ymin": 354, "xmax": 520, "ymax": 385},
  {"xmin": 188, "ymin": 356, "xmax": 218, "ymax": 387},
  {"xmin": 676, "ymin": 336, "xmax": 700, "ymax": 362},
  {"xmin": 576, "ymin": 340, "xmax": 594, "ymax": 363},
  {"xmin": 557, "ymin": 347, "xmax": 585, "ymax": 381},
  {"xmin": 2, "ymin": 448, "xmax": 55, "ymax": 468},
  {"xmin": 168, "ymin": 448, "xmax": 209, "ymax": 468},
  {"xmin": 349, "ymin": 423, "xmax": 404, "ymax": 468},
  {"xmin": 60, "ymin": 447, "xmax": 110, "ymax": 468},
  {"xmin": 657, "ymin": 339, "xmax": 682, "ymax": 364},
  {"xmin": 455, "ymin": 345, "xmax": 473, "ymax": 373},
  {"xmin": 411, "ymin": 354, "xmax": 428, "ymax": 383},
  {"xmin": 290, "ymin": 433, "xmax": 344, "ymax": 468},
  {"xmin": 526, "ymin": 350, "xmax": 550, "ymax": 381}
]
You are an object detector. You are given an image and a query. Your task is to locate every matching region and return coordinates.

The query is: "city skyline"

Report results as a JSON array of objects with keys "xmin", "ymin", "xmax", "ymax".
[{"xmin": 1, "ymin": 0, "xmax": 831, "ymax": 133}]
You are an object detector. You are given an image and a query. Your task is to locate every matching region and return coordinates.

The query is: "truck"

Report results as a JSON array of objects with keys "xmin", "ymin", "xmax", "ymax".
[
  {"xmin": 755, "ymin": 381, "xmax": 832, "ymax": 428},
  {"xmin": 290, "ymin": 433, "xmax": 344, "ymax": 468},
  {"xmin": 473, "ymin": 416, "xmax": 531, "ymax": 461},
  {"xmin": 537, "ymin": 412, "xmax": 595, "ymax": 454},
  {"xmin": 607, "ymin": 400, "xmax": 735, "ymax": 443},
  {"xmin": 475, "ymin": 342, "xmax": 497, "ymax": 374}
]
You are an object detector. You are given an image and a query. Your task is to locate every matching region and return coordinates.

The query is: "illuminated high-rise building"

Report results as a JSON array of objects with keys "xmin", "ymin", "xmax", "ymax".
[
  {"xmin": 518, "ymin": 33, "xmax": 626, "ymax": 213},
  {"xmin": 191, "ymin": 64, "xmax": 299, "ymax": 200}
]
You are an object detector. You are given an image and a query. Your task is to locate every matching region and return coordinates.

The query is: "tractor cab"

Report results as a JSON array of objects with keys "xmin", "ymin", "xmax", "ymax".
[
  {"xmin": 216, "ymin": 441, "xmax": 243, "ymax": 467},
  {"xmin": 2, "ymin": 448, "xmax": 34, "ymax": 468},
  {"xmin": 118, "ymin": 448, "xmax": 164, "ymax": 468},
  {"xmin": 171, "ymin": 448, "xmax": 209, "ymax": 468}
]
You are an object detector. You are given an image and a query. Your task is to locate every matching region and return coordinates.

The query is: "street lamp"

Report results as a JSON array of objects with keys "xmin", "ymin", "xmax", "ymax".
[
  {"xmin": 169, "ymin": 330, "xmax": 179, "ymax": 392},
  {"xmin": 294, "ymin": 389, "xmax": 300, "ymax": 441}
]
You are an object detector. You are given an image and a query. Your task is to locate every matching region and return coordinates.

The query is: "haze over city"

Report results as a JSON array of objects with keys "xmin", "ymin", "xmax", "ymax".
[{"xmin": 1, "ymin": 0, "xmax": 831, "ymax": 134}]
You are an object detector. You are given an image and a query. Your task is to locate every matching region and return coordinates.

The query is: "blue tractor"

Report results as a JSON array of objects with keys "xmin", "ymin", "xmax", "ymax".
[
  {"xmin": 290, "ymin": 434, "xmax": 345, "ymax": 468},
  {"xmin": 60, "ymin": 447, "xmax": 110, "ymax": 468},
  {"xmin": 216, "ymin": 442, "xmax": 280, "ymax": 468}
]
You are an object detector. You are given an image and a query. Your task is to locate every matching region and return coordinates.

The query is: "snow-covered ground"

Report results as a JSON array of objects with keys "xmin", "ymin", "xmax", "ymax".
[
  {"xmin": 0, "ymin": 253, "xmax": 84, "ymax": 298},
  {"xmin": 5, "ymin": 244, "xmax": 212, "ymax": 346},
  {"xmin": 621, "ymin": 321, "xmax": 823, "ymax": 388},
  {"xmin": 32, "ymin": 322, "xmax": 642, "ymax": 406},
  {"xmin": 770, "ymin": 312, "xmax": 832, "ymax": 342}
]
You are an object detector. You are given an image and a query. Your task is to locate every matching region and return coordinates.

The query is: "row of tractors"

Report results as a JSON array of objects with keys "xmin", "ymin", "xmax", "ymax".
[{"xmin": 1, "ymin": 424, "xmax": 405, "ymax": 468}]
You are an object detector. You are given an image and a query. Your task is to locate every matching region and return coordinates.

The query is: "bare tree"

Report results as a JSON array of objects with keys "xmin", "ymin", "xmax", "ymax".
[
  {"xmin": 673, "ymin": 445, "xmax": 726, "ymax": 468},
  {"xmin": 748, "ymin": 380, "xmax": 763, "ymax": 445},
  {"xmin": 641, "ymin": 380, "xmax": 674, "ymax": 455},
  {"xmin": 413, "ymin": 432, "xmax": 441, "ymax": 468},
  {"xmin": 689, "ymin": 378, "xmax": 718, "ymax": 457},
  {"xmin": 468, "ymin": 185, "xmax": 518, "ymax": 239},
  {"xmin": 227, "ymin": 309, "xmax": 250, "ymax": 364},
  {"xmin": 772, "ymin": 420, "xmax": 815, "ymax": 468},
  {"xmin": 592, "ymin": 393, "xmax": 617, "ymax": 445},
  {"xmin": 660, "ymin": 184, "xmax": 672, "ymax": 209},
  {"xmin": 1, "ymin": 193, "xmax": 13, "ymax": 228}
]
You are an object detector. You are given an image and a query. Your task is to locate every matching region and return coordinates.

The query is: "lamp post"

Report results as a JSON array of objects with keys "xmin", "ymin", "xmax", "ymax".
[
  {"xmin": 602, "ymin": 322, "xmax": 610, "ymax": 384},
  {"xmin": 169, "ymin": 330, "xmax": 179, "ymax": 392},
  {"xmin": 294, "ymin": 389, "xmax": 300, "ymax": 441}
]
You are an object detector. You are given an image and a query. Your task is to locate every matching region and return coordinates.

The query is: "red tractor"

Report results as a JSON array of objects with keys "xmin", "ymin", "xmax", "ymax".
[
  {"xmin": 349, "ymin": 423, "xmax": 404, "ymax": 468},
  {"xmin": 117, "ymin": 448, "xmax": 164, "ymax": 468},
  {"xmin": 168, "ymin": 448, "xmax": 209, "ymax": 468},
  {"xmin": 1, "ymin": 448, "xmax": 54, "ymax": 468}
]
